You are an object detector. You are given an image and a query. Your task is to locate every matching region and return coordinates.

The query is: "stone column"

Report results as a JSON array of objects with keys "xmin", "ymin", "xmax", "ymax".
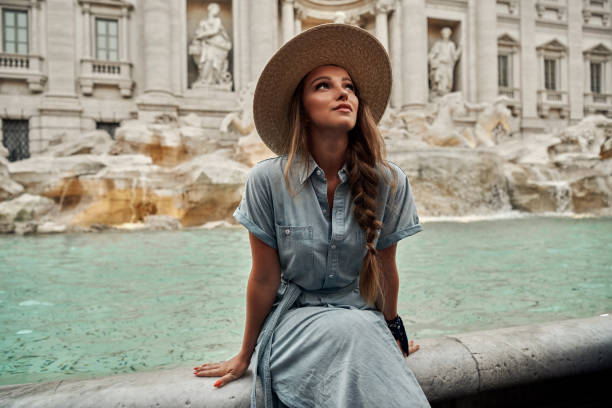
[
  {"xmin": 249, "ymin": 0, "xmax": 278, "ymax": 81},
  {"xmin": 30, "ymin": 1, "xmax": 39, "ymax": 55},
  {"xmin": 40, "ymin": 0, "xmax": 81, "ymax": 147},
  {"xmin": 475, "ymin": 0, "xmax": 497, "ymax": 102},
  {"xmin": 295, "ymin": 7, "xmax": 306, "ymax": 36},
  {"xmin": 519, "ymin": 0, "xmax": 541, "ymax": 129},
  {"xmin": 238, "ymin": 0, "xmax": 251, "ymax": 91},
  {"xmin": 120, "ymin": 6, "xmax": 129, "ymax": 61},
  {"xmin": 567, "ymin": 0, "xmax": 584, "ymax": 122},
  {"xmin": 375, "ymin": 0, "xmax": 394, "ymax": 51},
  {"xmin": 82, "ymin": 3, "xmax": 91, "ymax": 58},
  {"xmin": 401, "ymin": 0, "xmax": 427, "ymax": 109},
  {"xmin": 389, "ymin": 2, "xmax": 402, "ymax": 108},
  {"xmin": 281, "ymin": 0, "xmax": 294, "ymax": 45},
  {"xmin": 45, "ymin": 0, "xmax": 77, "ymax": 96},
  {"xmin": 142, "ymin": 0, "xmax": 172, "ymax": 96}
]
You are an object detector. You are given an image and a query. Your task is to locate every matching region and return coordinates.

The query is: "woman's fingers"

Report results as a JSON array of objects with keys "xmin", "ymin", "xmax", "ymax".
[
  {"xmin": 194, "ymin": 366, "xmax": 226, "ymax": 377},
  {"xmin": 214, "ymin": 372, "xmax": 238, "ymax": 388}
]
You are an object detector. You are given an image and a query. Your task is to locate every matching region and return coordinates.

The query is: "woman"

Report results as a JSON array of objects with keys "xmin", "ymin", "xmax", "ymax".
[{"xmin": 194, "ymin": 24, "xmax": 430, "ymax": 408}]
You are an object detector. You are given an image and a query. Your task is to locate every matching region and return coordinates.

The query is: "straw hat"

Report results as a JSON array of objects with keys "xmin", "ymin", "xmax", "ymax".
[{"xmin": 253, "ymin": 23, "xmax": 392, "ymax": 156}]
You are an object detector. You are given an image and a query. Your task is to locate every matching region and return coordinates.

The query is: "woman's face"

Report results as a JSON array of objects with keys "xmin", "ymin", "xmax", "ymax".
[{"xmin": 301, "ymin": 65, "xmax": 358, "ymax": 135}]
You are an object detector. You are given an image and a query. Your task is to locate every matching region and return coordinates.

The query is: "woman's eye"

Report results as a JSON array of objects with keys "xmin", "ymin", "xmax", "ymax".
[
  {"xmin": 345, "ymin": 83, "xmax": 355, "ymax": 91},
  {"xmin": 315, "ymin": 82, "xmax": 329, "ymax": 90}
]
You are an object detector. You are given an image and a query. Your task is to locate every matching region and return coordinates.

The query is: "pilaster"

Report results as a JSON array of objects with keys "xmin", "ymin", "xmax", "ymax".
[
  {"xmin": 519, "ymin": 0, "xmax": 542, "ymax": 130},
  {"xmin": 401, "ymin": 0, "xmax": 427, "ymax": 109},
  {"xmin": 567, "ymin": 0, "xmax": 584, "ymax": 121},
  {"xmin": 249, "ymin": 0, "xmax": 278, "ymax": 81},
  {"xmin": 475, "ymin": 0, "xmax": 497, "ymax": 102}
]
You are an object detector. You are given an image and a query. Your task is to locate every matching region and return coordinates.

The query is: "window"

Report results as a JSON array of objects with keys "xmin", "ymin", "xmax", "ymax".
[
  {"xmin": 95, "ymin": 18, "xmax": 118, "ymax": 61},
  {"xmin": 2, "ymin": 9, "xmax": 28, "ymax": 54},
  {"xmin": 544, "ymin": 59, "xmax": 557, "ymax": 90},
  {"xmin": 589, "ymin": 0, "xmax": 605, "ymax": 7},
  {"xmin": 2, "ymin": 119, "xmax": 29, "ymax": 162},
  {"xmin": 590, "ymin": 62, "xmax": 602, "ymax": 94},
  {"xmin": 498, "ymin": 55, "xmax": 509, "ymax": 88},
  {"xmin": 96, "ymin": 121, "xmax": 120, "ymax": 139}
]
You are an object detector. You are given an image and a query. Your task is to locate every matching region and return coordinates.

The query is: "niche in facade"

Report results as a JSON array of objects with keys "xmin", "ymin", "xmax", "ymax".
[
  {"xmin": 186, "ymin": 0, "xmax": 234, "ymax": 92},
  {"xmin": 427, "ymin": 18, "xmax": 462, "ymax": 101}
]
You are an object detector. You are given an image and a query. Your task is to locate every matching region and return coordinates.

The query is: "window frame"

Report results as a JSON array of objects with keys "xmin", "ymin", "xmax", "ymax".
[
  {"xmin": 94, "ymin": 17, "xmax": 119, "ymax": 62},
  {"xmin": 544, "ymin": 58, "xmax": 558, "ymax": 91},
  {"xmin": 2, "ymin": 7, "xmax": 29, "ymax": 55}
]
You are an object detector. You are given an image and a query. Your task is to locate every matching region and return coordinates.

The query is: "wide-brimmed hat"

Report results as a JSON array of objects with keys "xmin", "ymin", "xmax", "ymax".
[{"xmin": 253, "ymin": 23, "xmax": 392, "ymax": 156}]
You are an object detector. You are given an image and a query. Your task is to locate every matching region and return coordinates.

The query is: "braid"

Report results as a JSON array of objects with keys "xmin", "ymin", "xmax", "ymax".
[{"xmin": 347, "ymin": 103, "xmax": 388, "ymax": 309}]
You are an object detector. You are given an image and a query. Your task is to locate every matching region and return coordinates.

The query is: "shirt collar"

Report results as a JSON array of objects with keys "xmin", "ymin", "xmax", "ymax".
[{"xmin": 298, "ymin": 155, "xmax": 349, "ymax": 184}]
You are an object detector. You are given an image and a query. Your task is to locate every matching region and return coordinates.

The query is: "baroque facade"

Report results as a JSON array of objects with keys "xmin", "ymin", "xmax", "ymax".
[{"xmin": 0, "ymin": 0, "xmax": 611, "ymax": 161}]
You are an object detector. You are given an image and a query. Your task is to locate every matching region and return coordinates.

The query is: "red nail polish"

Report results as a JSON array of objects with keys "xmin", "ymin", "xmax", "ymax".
[{"xmin": 214, "ymin": 380, "xmax": 221, "ymax": 387}]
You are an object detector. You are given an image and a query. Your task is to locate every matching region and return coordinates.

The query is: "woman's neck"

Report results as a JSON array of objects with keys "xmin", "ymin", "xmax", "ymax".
[{"xmin": 308, "ymin": 129, "xmax": 348, "ymax": 179}]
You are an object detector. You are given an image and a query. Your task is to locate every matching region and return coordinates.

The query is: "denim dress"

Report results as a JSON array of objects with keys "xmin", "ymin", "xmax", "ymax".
[{"xmin": 233, "ymin": 155, "xmax": 430, "ymax": 408}]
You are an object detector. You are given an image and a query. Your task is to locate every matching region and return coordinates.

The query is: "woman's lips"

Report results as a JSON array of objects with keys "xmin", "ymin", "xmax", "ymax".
[{"xmin": 333, "ymin": 104, "xmax": 352, "ymax": 112}]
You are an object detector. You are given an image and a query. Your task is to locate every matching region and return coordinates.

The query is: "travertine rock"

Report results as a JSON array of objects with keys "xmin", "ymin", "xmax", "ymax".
[
  {"xmin": 0, "ymin": 154, "xmax": 24, "ymax": 200},
  {"xmin": 388, "ymin": 148, "xmax": 511, "ymax": 216},
  {"xmin": 43, "ymin": 130, "xmax": 113, "ymax": 157},
  {"xmin": 0, "ymin": 194, "xmax": 56, "ymax": 223}
]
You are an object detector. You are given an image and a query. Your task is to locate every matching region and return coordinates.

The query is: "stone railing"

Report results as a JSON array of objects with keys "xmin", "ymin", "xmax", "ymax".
[
  {"xmin": 498, "ymin": 87, "xmax": 522, "ymax": 116},
  {"xmin": 0, "ymin": 53, "xmax": 46, "ymax": 93},
  {"xmin": 584, "ymin": 92, "xmax": 612, "ymax": 115},
  {"xmin": 537, "ymin": 89, "xmax": 569, "ymax": 117},
  {"xmin": 78, "ymin": 59, "xmax": 134, "ymax": 98},
  {"xmin": 0, "ymin": 315, "xmax": 610, "ymax": 407}
]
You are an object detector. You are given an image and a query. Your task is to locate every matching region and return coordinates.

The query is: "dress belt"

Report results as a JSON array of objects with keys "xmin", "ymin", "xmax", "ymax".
[{"xmin": 251, "ymin": 281, "xmax": 302, "ymax": 408}]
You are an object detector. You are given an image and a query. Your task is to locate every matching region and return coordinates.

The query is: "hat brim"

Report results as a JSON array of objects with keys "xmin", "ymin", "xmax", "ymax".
[{"xmin": 253, "ymin": 23, "xmax": 392, "ymax": 156}]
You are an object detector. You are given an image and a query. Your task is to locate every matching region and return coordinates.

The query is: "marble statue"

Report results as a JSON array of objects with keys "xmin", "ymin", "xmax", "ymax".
[
  {"xmin": 463, "ymin": 96, "xmax": 512, "ymax": 147},
  {"xmin": 428, "ymin": 27, "xmax": 461, "ymax": 98},
  {"xmin": 189, "ymin": 3, "xmax": 233, "ymax": 90}
]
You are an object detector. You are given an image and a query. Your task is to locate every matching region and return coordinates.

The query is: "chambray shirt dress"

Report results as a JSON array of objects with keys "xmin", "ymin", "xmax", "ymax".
[{"xmin": 233, "ymin": 155, "xmax": 430, "ymax": 408}]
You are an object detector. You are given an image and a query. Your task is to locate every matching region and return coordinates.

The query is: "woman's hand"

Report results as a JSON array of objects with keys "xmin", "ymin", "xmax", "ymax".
[
  {"xmin": 193, "ymin": 353, "xmax": 250, "ymax": 388},
  {"xmin": 397, "ymin": 339, "xmax": 420, "ymax": 357}
]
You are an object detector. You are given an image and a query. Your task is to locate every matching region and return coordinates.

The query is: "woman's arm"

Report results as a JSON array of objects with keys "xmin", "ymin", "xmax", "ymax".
[
  {"xmin": 194, "ymin": 232, "xmax": 281, "ymax": 387},
  {"xmin": 239, "ymin": 232, "xmax": 282, "ymax": 361},
  {"xmin": 378, "ymin": 243, "xmax": 399, "ymax": 321},
  {"xmin": 377, "ymin": 243, "xmax": 420, "ymax": 356}
]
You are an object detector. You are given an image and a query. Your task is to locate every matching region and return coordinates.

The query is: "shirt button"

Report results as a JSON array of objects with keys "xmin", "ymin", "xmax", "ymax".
[
  {"xmin": 284, "ymin": 229, "xmax": 291, "ymax": 236},
  {"xmin": 322, "ymin": 209, "xmax": 327, "ymax": 214},
  {"xmin": 316, "ymin": 170, "xmax": 322, "ymax": 176},
  {"xmin": 329, "ymin": 274, "xmax": 334, "ymax": 278},
  {"xmin": 331, "ymin": 244, "xmax": 336, "ymax": 249}
]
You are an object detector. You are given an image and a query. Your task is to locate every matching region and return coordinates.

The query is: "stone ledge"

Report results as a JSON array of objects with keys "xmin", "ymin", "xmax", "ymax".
[{"xmin": 1, "ymin": 315, "xmax": 610, "ymax": 407}]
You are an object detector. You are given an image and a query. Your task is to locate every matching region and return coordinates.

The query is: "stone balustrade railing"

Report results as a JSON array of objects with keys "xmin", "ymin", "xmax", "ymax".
[
  {"xmin": 0, "ymin": 53, "xmax": 46, "ymax": 92},
  {"xmin": 0, "ymin": 315, "xmax": 610, "ymax": 407}
]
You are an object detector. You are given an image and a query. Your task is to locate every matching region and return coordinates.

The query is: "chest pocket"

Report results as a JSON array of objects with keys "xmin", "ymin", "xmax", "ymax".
[{"xmin": 276, "ymin": 225, "xmax": 314, "ymax": 276}]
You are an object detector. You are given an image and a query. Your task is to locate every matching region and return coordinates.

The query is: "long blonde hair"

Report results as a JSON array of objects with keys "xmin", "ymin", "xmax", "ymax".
[{"xmin": 283, "ymin": 76, "xmax": 396, "ymax": 309}]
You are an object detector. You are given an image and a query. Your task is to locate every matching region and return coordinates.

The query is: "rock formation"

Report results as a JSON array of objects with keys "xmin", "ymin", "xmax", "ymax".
[{"xmin": 0, "ymin": 97, "xmax": 610, "ymax": 234}]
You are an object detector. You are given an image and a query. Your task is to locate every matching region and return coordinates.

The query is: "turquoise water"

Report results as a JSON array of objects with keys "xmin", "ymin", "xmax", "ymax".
[{"xmin": 1, "ymin": 216, "xmax": 611, "ymax": 386}]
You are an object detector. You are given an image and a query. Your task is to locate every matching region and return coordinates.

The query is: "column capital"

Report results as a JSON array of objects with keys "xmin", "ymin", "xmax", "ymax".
[
  {"xmin": 295, "ymin": 5, "xmax": 308, "ymax": 21},
  {"xmin": 282, "ymin": 0, "xmax": 294, "ymax": 4},
  {"xmin": 375, "ymin": 0, "xmax": 395, "ymax": 15}
]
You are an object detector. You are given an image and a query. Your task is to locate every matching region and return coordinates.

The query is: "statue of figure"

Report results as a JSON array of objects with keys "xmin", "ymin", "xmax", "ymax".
[
  {"xmin": 463, "ymin": 96, "xmax": 512, "ymax": 147},
  {"xmin": 189, "ymin": 3, "xmax": 232, "ymax": 89},
  {"xmin": 428, "ymin": 27, "xmax": 461, "ymax": 98}
]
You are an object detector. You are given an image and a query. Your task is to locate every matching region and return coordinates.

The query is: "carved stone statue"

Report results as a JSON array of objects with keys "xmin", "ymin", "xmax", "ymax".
[
  {"xmin": 189, "ymin": 3, "xmax": 232, "ymax": 90},
  {"xmin": 428, "ymin": 27, "xmax": 461, "ymax": 98}
]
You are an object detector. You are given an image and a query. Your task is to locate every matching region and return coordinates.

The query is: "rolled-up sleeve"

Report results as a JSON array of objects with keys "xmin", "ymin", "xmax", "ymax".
[
  {"xmin": 376, "ymin": 164, "xmax": 422, "ymax": 250},
  {"xmin": 233, "ymin": 163, "xmax": 277, "ymax": 249}
]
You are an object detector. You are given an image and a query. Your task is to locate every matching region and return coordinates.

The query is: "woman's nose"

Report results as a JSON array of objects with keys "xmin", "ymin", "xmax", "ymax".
[{"xmin": 337, "ymin": 88, "xmax": 348, "ymax": 100}]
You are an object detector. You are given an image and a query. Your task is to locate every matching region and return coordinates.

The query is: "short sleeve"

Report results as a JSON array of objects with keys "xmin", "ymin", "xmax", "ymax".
[
  {"xmin": 233, "ymin": 163, "xmax": 277, "ymax": 249},
  {"xmin": 376, "ymin": 164, "xmax": 422, "ymax": 250}
]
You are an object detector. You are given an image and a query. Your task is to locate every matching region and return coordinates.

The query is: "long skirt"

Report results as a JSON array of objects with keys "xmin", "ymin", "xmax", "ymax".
[{"xmin": 263, "ymin": 305, "xmax": 431, "ymax": 408}]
